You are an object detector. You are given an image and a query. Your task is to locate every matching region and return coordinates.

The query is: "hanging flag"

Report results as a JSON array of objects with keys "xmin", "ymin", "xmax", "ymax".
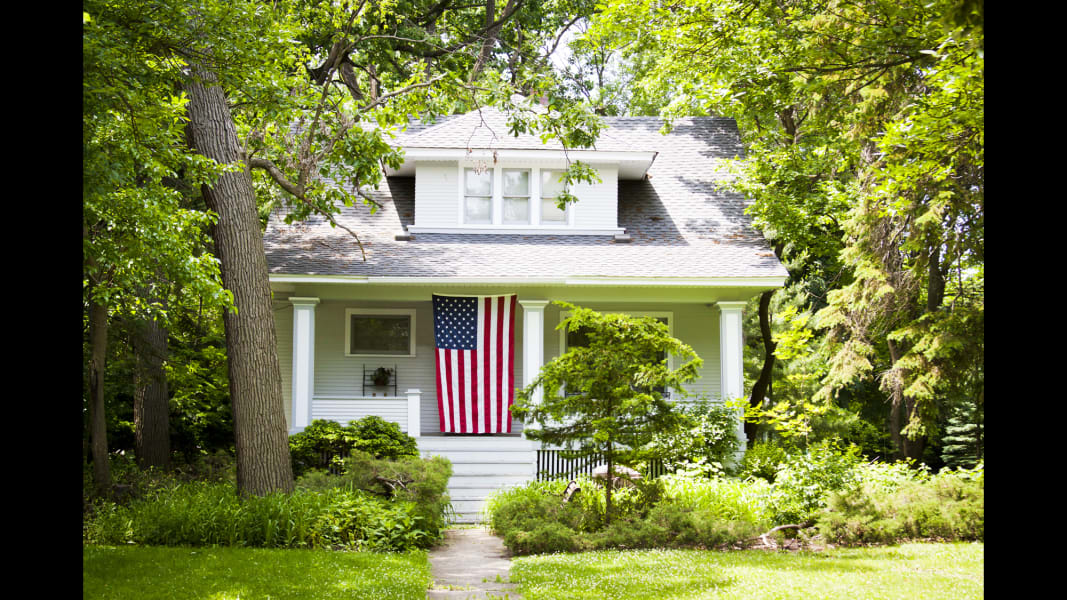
[{"xmin": 432, "ymin": 294, "xmax": 516, "ymax": 433}]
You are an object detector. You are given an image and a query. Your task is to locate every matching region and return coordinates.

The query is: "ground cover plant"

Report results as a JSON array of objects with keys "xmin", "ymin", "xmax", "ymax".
[
  {"xmin": 485, "ymin": 441, "xmax": 983, "ymax": 555},
  {"xmin": 84, "ymin": 426, "xmax": 453, "ymax": 551},
  {"xmin": 508, "ymin": 541, "xmax": 983, "ymax": 600},
  {"xmin": 83, "ymin": 545, "xmax": 431, "ymax": 600}
]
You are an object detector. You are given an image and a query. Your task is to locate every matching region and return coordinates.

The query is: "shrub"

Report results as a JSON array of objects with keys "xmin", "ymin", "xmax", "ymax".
[
  {"xmin": 766, "ymin": 440, "xmax": 863, "ymax": 525},
  {"xmin": 737, "ymin": 440, "xmax": 790, "ymax": 482},
  {"xmin": 296, "ymin": 450, "xmax": 453, "ymax": 542},
  {"xmin": 83, "ymin": 479, "xmax": 434, "ymax": 551},
  {"xmin": 289, "ymin": 417, "xmax": 419, "ymax": 478},
  {"xmin": 817, "ymin": 463, "xmax": 984, "ymax": 545},
  {"xmin": 652, "ymin": 397, "xmax": 744, "ymax": 477},
  {"xmin": 660, "ymin": 473, "xmax": 773, "ymax": 527}
]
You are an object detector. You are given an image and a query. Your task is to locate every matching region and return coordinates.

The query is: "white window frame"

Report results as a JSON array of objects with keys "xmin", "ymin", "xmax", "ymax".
[
  {"xmin": 456, "ymin": 164, "xmax": 574, "ymax": 228},
  {"xmin": 558, "ymin": 310, "xmax": 675, "ymax": 397},
  {"xmin": 501, "ymin": 168, "xmax": 532, "ymax": 225},
  {"xmin": 462, "ymin": 167, "xmax": 494, "ymax": 225},
  {"xmin": 345, "ymin": 308, "xmax": 417, "ymax": 358},
  {"xmin": 539, "ymin": 168, "xmax": 572, "ymax": 226}
]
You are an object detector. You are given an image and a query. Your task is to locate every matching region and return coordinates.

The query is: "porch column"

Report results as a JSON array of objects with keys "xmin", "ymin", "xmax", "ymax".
[
  {"xmin": 405, "ymin": 389, "xmax": 422, "ymax": 438},
  {"xmin": 519, "ymin": 300, "xmax": 549, "ymax": 413},
  {"xmin": 717, "ymin": 301, "xmax": 748, "ymax": 451},
  {"xmin": 290, "ymin": 297, "xmax": 320, "ymax": 433}
]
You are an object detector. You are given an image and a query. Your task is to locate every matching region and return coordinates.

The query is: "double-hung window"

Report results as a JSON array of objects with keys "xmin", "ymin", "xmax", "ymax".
[
  {"xmin": 463, "ymin": 168, "xmax": 493, "ymax": 224},
  {"xmin": 540, "ymin": 169, "xmax": 569, "ymax": 224},
  {"xmin": 345, "ymin": 309, "xmax": 416, "ymax": 357},
  {"xmin": 502, "ymin": 169, "xmax": 531, "ymax": 224}
]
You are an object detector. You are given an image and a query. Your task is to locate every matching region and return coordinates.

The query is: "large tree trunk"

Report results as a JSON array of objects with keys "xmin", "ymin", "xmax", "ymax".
[
  {"xmin": 88, "ymin": 298, "xmax": 111, "ymax": 496},
  {"xmin": 133, "ymin": 313, "xmax": 171, "ymax": 470},
  {"xmin": 183, "ymin": 66, "xmax": 294, "ymax": 496},
  {"xmin": 746, "ymin": 290, "xmax": 777, "ymax": 443}
]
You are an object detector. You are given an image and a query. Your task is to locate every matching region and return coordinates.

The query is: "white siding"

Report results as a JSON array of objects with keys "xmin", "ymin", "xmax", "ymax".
[
  {"xmin": 414, "ymin": 163, "xmax": 459, "ymax": 227},
  {"xmin": 570, "ymin": 164, "xmax": 618, "ymax": 229},
  {"xmin": 413, "ymin": 161, "xmax": 619, "ymax": 231}
]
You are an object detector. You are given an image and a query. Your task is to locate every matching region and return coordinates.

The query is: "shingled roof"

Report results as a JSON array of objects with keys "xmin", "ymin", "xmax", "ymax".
[{"xmin": 263, "ymin": 110, "xmax": 788, "ymax": 280}]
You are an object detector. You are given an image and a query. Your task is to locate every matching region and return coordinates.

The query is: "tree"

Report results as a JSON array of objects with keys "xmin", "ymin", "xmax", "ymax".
[
  {"xmin": 86, "ymin": 0, "xmax": 607, "ymax": 495},
  {"xmin": 511, "ymin": 303, "xmax": 702, "ymax": 524},
  {"xmin": 586, "ymin": 0, "xmax": 983, "ymax": 462}
]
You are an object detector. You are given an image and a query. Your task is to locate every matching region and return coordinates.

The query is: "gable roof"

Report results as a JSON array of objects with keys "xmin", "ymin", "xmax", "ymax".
[{"xmin": 263, "ymin": 112, "xmax": 788, "ymax": 282}]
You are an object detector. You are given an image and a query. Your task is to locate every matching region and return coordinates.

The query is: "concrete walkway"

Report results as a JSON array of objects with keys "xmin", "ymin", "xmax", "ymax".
[{"xmin": 426, "ymin": 527, "xmax": 522, "ymax": 599}]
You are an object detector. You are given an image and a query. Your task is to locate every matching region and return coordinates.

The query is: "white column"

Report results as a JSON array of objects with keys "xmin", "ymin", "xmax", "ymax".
[
  {"xmin": 718, "ymin": 301, "xmax": 748, "ymax": 451},
  {"xmin": 406, "ymin": 389, "xmax": 422, "ymax": 438},
  {"xmin": 290, "ymin": 297, "xmax": 320, "ymax": 433},
  {"xmin": 519, "ymin": 299, "xmax": 549, "ymax": 410}
]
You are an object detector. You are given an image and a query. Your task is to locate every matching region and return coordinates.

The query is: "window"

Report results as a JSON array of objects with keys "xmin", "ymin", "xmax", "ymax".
[
  {"xmin": 345, "ymin": 309, "xmax": 416, "ymax": 357},
  {"xmin": 540, "ymin": 169, "xmax": 569, "ymax": 224},
  {"xmin": 502, "ymin": 169, "xmax": 531, "ymax": 224},
  {"xmin": 463, "ymin": 168, "xmax": 492, "ymax": 224}
]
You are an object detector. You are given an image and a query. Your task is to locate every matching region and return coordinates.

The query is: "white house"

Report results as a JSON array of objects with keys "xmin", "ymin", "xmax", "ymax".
[{"xmin": 263, "ymin": 106, "xmax": 788, "ymax": 521}]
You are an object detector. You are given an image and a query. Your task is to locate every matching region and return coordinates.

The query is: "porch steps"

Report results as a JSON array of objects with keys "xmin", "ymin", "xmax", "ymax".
[{"xmin": 417, "ymin": 436, "xmax": 537, "ymax": 524}]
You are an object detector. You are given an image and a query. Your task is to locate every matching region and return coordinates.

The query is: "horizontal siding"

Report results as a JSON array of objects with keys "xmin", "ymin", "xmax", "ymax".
[
  {"xmin": 311, "ymin": 299, "xmax": 524, "ymax": 436},
  {"xmin": 570, "ymin": 164, "xmax": 618, "ymax": 229},
  {"xmin": 311, "ymin": 398, "xmax": 409, "ymax": 432},
  {"xmin": 414, "ymin": 163, "xmax": 458, "ymax": 227}
]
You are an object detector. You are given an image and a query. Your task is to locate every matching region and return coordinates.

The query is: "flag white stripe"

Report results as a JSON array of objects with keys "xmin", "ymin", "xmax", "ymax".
[
  {"xmin": 488, "ymin": 298, "xmax": 498, "ymax": 433},
  {"xmin": 438, "ymin": 349, "xmax": 450, "ymax": 432}
]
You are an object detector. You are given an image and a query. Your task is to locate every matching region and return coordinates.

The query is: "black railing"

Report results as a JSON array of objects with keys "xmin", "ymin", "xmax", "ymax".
[{"xmin": 535, "ymin": 449, "xmax": 668, "ymax": 481}]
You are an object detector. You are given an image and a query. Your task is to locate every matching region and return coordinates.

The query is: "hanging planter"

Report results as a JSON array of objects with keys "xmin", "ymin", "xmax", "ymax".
[{"xmin": 372, "ymin": 367, "xmax": 393, "ymax": 387}]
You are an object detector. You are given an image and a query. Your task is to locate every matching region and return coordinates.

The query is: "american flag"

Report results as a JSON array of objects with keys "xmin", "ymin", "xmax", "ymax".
[{"xmin": 432, "ymin": 294, "xmax": 516, "ymax": 433}]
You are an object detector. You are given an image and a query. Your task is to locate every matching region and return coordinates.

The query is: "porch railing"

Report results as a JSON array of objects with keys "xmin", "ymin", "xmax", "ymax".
[{"xmin": 535, "ymin": 449, "xmax": 667, "ymax": 481}]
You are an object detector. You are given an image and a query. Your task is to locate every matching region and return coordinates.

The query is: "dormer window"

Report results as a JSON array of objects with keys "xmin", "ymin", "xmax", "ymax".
[
  {"xmin": 502, "ymin": 169, "xmax": 531, "ymax": 225},
  {"xmin": 540, "ymin": 169, "xmax": 569, "ymax": 224},
  {"xmin": 463, "ymin": 168, "xmax": 493, "ymax": 224}
]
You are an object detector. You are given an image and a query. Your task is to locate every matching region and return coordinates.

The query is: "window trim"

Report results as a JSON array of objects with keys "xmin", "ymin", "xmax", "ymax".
[
  {"xmin": 501, "ymin": 168, "xmax": 532, "ymax": 225},
  {"xmin": 344, "ymin": 308, "xmax": 417, "ymax": 358},
  {"xmin": 539, "ymin": 168, "xmax": 572, "ymax": 225},
  {"xmin": 457, "ymin": 164, "xmax": 574, "ymax": 228},
  {"xmin": 462, "ymin": 167, "xmax": 494, "ymax": 224}
]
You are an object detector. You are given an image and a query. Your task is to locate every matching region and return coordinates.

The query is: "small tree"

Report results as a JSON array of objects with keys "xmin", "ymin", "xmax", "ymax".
[{"xmin": 512, "ymin": 303, "xmax": 702, "ymax": 524}]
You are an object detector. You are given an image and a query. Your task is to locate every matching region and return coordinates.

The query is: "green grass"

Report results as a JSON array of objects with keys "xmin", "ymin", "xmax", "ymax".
[
  {"xmin": 510, "ymin": 542, "xmax": 983, "ymax": 600},
  {"xmin": 83, "ymin": 545, "xmax": 431, "ymax": 600}
]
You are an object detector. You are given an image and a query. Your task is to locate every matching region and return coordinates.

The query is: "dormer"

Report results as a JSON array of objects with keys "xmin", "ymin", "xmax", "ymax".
[{"xmin": 384, "ymin": 109, "xmax": 656, "ymax": 235}]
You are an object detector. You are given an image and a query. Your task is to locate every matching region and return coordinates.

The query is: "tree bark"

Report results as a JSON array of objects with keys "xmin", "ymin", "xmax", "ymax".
[
  {"xmin": 88, "ymin": 298, "xmax": 111, "ymax": 496},
  {"xmin": 133, "ymin": 312, "xmax": 171, "ymax": 470},
  {"xmin": 746, "ymin": 290, "xmax": 777, "ymax": 443},
  {"xmin": 183, "ymin": 66, "xmax": 294, "ymax": 495}
]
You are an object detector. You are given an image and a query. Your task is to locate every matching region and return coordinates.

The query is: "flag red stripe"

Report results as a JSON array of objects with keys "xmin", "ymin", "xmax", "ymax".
[{"xmin": 506, "ymin": 294, "xmax": 516, "ymax": 433}]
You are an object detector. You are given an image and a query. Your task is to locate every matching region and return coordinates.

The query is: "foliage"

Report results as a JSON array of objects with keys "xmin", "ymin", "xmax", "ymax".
[
  {"xmin": 765, "ymin": 440, "xmax": 864, "ymax": 525},
  {"xmin": 296, "ymin": 450, "xmax": 453, "ymax": 542},
  {"xmin": 737, "ymin": 440, "xmax": 790, "ymax": 483},
  {"xmin": 513, "ymin": 303, "xmax": 703, "ymax": 523},
  {"xmin": 83, "ymin": 479, "xmax": 434, "ymax": 551},
  {"xmin": 83, "ymin": 545, "xmax": 432, "ymax": 600},
  {"xmin": 818, "ymin": 463, "xmax": 984, "ymax": 544},
  {"xmin": 651, "ymin": 397, "xmax": 743, "ymax": 477},
  {"xmin": 289, "ymin": 417, "xmax": 419, "ymax": 477}
]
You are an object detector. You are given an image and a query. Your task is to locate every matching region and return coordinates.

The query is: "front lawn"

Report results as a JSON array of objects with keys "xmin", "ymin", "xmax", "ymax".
[
  {"xmin": 510, "ymin": 541, "xmax": 983, "ymax": 600},
  {"xmin": 82, "ymin": 545, "xmax": 431, "ymax": 600}
]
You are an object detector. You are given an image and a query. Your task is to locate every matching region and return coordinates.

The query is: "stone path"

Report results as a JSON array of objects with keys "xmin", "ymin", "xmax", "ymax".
[{"xmin": 426, "ymin": 527, "xmax": 522, "ymax": 599}]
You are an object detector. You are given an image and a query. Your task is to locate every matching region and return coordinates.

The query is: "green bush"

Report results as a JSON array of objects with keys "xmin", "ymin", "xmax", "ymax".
[
  {"xmin": 296, "ymin": 450, "xmax": 453, "ymax": 542},
  {"xmin": 818, "ymin": 462, "xmax": 984, "ymax": 545},
  {"xmin": 737, "ymin": 440, "xmax": 790, "ymax": 482},
  {"xmin": 289, "ymin": 417, "xmax": 418, "ymax": 478},
  {"xmin": 83, "ymin": 479, "xmax": 433, "ymax": 551},
  {"xmin": 766, "ymin": 440, "xmax": 863, "ymax": 524}
]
